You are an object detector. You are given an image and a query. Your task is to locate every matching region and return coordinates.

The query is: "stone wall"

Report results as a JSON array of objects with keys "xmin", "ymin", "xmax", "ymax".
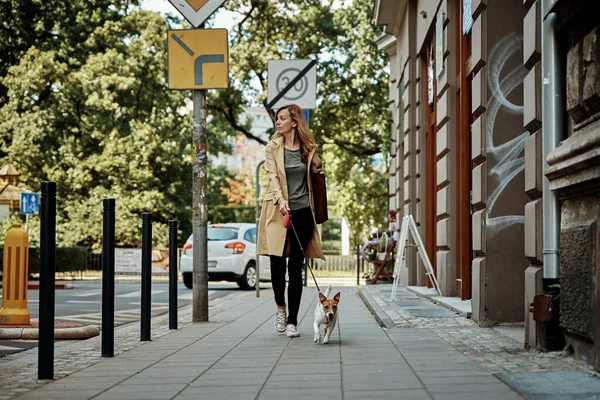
[{"xmin": 545, "ymin": 9, "xmax": 600, "ymax": 372}]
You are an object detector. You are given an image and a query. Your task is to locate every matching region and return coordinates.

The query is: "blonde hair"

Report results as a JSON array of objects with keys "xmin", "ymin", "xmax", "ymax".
[{"xmin": 273, "ymin": 104, "xmax": 316, "ymax": 163}]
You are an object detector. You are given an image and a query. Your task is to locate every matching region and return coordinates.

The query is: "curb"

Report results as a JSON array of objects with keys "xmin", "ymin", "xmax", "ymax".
[
  {"xmin": 0, "ymin": 283, "xmax": 73, "ymax": 290},
  {"xmin": 406, "ymin": 286, "xmax": 472, "ymax": 318},
  {"xmin": 26, "ymin": 283, "xmax": 73, "ymax": 290},
  {"xmin": 0, "ymin": 325, "xmax": 99, "ymax": 340},
  {"xmin": 356, "ymin": 286, "xmax": 394, "ymax": 329}
]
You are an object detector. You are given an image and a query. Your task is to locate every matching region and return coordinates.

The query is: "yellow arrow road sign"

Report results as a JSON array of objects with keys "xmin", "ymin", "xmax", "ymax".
[{"xmin": 167, "ymin": 29, "xmax": 229, "ymax": 90}]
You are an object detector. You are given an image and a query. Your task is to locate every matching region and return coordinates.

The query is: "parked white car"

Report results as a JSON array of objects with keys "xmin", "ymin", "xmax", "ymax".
[{"xmin": 179, "ymin": 223, "xmax": 271, "ymax": 290}]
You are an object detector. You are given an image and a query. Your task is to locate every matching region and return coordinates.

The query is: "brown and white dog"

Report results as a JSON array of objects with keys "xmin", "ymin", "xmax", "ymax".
[{"xmin": 313, "ymin": 286, "xmax": 341, "ymax": 344}]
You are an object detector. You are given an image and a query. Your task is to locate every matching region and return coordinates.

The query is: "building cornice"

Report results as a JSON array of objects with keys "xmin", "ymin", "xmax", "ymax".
[
  {"xmin": 376, "ymin": 33, "xmax": 397, "ymax": 53},
  {"xmin": 373, "ymin": 0, "xmax": 407, "ymax": 35}
]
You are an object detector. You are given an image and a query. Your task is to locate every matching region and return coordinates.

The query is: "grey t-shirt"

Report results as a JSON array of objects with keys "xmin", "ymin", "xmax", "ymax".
[{"xmin": 284, "ymin": 148, "xmax": 310, "ymax": 211}]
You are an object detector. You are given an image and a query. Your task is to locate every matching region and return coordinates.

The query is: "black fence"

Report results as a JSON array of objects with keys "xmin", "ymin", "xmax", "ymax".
[{"xmin": 0, "ymin": 247, "xmax": 102, "ymax": 279}]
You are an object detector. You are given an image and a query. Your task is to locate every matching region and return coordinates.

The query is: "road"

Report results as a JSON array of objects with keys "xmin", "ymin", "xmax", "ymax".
[{"xmin": 0, "ymin": 280, "xmax": 257, "ymax": 359}]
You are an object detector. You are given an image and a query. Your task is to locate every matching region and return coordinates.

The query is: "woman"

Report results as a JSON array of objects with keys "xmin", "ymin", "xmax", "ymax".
[{"xmin": 257, "ymin": 104, "xmax": 325, "ymax": 338}]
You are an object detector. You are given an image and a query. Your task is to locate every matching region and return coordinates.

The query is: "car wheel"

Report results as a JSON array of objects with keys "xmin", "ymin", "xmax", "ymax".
[
  {"xmin": 237, "ymin": 262, "xmax": 256, "ymax": 290},
  {"xmin": 183, "ymin": 272, "xmax": 193, "ymax": 289}
]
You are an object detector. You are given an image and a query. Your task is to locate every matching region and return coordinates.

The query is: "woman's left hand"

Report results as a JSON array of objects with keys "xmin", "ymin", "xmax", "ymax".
[{"xmin": 312, "ymin": 153, "xmax": 322, "ymax": 170}]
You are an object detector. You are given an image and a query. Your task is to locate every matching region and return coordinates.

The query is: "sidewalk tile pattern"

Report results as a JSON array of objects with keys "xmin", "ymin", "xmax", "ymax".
[
  {"xmin": 6, "ymin": 286, "xmax": 525, "ymax": 400},
  {"xmin": 360, "ymin": 285, "xmax": 590, "ymax": 375}
]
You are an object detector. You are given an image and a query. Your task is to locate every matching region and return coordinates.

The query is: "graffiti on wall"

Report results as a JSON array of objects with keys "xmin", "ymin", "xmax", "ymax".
[{"xmin": 485, "ymin": 33, "xmax": 529, "ymax": 233}]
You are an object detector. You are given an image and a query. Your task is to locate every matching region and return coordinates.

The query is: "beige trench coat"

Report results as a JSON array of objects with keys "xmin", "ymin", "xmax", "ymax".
[{"xmin": 257, "ymin": 136, "xmax": 326, "ymax": 261}]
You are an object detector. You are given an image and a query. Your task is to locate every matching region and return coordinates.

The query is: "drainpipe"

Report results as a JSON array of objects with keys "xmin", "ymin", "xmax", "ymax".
[
  {"xmin": 541, "ymin": 0, "xmax": 563, "ymax": 280},
  {"xmin": 540, "ymin": 0, "xmax": 565, "ymax": 350}
]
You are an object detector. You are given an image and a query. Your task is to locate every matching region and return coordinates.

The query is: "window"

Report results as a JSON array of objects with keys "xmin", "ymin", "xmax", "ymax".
[
  {"xmin": 244, "ymin": 228, "xmax": 257, "ymax": 243},
  {"xmin": 207, "ymin": 227, "xmax": 239, "ymax": 241},
  {"xmin": 244, "ymin": 228, "xmax": 256, "ymax": 243}
]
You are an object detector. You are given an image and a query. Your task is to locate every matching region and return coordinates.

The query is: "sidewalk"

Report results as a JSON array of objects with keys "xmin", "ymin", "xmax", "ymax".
[
  {"xmin": 6, "ymin": 286, "xmax": 527, "ymax": 400},
  {"xmin": 0, "ymin": 289, "xmax": 256, "ymax": 399},
  {"xmin": 358, "ymin": 284, "xmax": 600, "ymax": 399}
]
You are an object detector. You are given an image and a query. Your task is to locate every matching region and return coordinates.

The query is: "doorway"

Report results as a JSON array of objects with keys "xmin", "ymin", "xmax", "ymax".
[
  {"xmin": 424, "ymin": 37, "xmax": 438, "ymax": 280},
  {"xmin": 455, "ymin": 0, "xmax": 474, "ymax": 300}
]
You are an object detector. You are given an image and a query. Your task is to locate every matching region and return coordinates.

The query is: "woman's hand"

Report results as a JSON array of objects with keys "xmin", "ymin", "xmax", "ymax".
[
  {"xmin": 279, "ymin": 199, "xmax": 290, "ymax": 216},
  {"xmin": 312, "ymin": 153, "xmax": 322, "ymax": 169}
]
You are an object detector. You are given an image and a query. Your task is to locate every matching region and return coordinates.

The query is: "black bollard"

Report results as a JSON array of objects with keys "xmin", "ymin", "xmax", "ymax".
[
  {"xmin": 102, "ymin": 198, "xmax": 115, "ymax": 357},
  {"xmin": 141, "ymin": 213, "xmax": 152, "ymax": 341},
  {"xmin": 356, "ymin": 244, "xmax": 360, "ymax": 286},
  {"xmin": 169, "ymin": 220, "xmax": 178, "ymax": 330},
  {"xmin": 38, "ymin": 181, "xmax": 56, "ymax": 380}
]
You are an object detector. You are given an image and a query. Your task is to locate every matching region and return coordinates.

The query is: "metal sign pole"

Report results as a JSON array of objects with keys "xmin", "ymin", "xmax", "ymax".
[
  {"xmin": 192, "ymin": 87, "xmax": 209, "ymax": 322},
  {"xmin": 165, "ymin": 1, "xmax": 227, "ymax": 323}
]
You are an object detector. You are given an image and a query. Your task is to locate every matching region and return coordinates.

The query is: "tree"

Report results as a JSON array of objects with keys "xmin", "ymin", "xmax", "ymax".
[
  {"xmin": 335, "ymin": 163, "xmax": 389, "ymax": 242},
  {"xmin": 208, "ymin": 164, "xmax": 236, "ymax": 206},
  {"xmin": 206, "ymin": 0, "xmax": 391, "ymax": 243},
  {"xmin": 221, "ymin": 175, "xmax": 255, "ymax": 205},
  {"xmin": 0, "ymin": 0, "xmax": 390, "ymax": 248},
  {"xmin": 0, "ymin": 1, "xmax": 141, "ymax": 109},
  {"xmin": 0, "ymin": 3, "xmax": 229, "ymax": 248},
  {"xmin": 218, "ymin": 132, "xmax": 263, "ymax": 206}
]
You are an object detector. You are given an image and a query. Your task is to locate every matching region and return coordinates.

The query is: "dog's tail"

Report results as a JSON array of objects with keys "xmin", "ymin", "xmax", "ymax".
[{"xmin": 323, "ymin": 286, "xmax": 332, "ymax": 298}]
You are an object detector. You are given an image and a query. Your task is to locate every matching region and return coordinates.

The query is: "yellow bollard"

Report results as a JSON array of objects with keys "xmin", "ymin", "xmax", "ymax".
[{"xmin": 0, "ymin": 224, "xmax": 30, "ymax": 325}]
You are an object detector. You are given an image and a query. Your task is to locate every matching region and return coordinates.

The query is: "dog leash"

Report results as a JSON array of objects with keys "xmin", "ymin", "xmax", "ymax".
[{"xmin": 289, "ymin": 219, "xmax": 321, "ymax": 293}]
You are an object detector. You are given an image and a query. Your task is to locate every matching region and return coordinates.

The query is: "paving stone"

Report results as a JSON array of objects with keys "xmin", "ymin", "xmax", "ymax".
[
  {"xmin": 2, "ymin": 291, "xmax": 261, "ymax": 399},
  {"xmin": 258, "ymin": 387, "xmax": 341, "ymax": 400},
  {"xmin": 17, "ymin": 390, "xmax": 104, "ymax": 400},
  {"xmin": 191, "ymin": 376, "xmax": 266, "ymax": 387},
  {"xmin": 497, "ymin": 371, "xmax": 600, "ymax": 400},
  {"xmin": 267, "ymin": 373, "xmax": 340, "ymax": 382},
  {"xmin": 345, "ymin": 389, "xmax": 431, "ymax": 400},
  {"xmin": 404, "ymin": 308, "xmax": 457, "ymax": 317},
  {"xmin": 6, "ymin": 284, "xmax": 594, "ymax": 400},
  {"xmin": 425, "ymin": 382, "xmax": 518, "ymax": 393},
  {"xmin": 431, "ymin": 392, "xmax": 523, "ymax": 400},
  {"xmin": 360, "ymin": 286, "xmax": 589, "ymax": 376}
]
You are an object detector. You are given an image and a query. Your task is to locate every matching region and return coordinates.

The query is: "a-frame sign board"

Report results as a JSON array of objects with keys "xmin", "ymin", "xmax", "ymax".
[{"xmin": 391, "ymin": 215, "xmax": 441, "ymax": 299}]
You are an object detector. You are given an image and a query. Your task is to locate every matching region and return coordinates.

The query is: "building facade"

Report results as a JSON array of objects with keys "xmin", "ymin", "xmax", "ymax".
[
  {"xmin": 374, "ymin": 0, "xmax": 600, "ymax": 371},
  {"xmin": 211, "ymin": 107, "xmax": 272, "ymax": 173}
]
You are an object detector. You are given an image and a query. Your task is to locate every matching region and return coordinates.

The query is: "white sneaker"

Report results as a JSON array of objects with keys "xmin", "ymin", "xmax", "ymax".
[
  {"xmin": 285, "ymin": 324, "xmax": 300, "ymax": 338},
  {"xmin": 275, "ymin": 310, "xmax": 287, "ymax": 333}
]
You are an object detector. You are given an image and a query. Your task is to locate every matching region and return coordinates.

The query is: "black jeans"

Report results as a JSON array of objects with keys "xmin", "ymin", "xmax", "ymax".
[{"xmin": 270, "ymin": 206, "xmax": 314, "ymax": 326}]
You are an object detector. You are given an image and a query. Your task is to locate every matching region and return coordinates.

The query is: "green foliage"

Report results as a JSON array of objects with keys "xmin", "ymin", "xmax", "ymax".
[
  {"xmin": 208, "ymin": 164, "xmax": 236, "ymax": 207},
  {"xmin": 208, "ymin": 205, "xmax": 255, "ymax": 224},
  {"xmin": 0, "ymin": 246, "xmax": 96, "ymax": 278},
  {"xmin": 321, "ymin": 219, "xmax": 341, "ymax": 242},
  {"xmin": 320, "ymin": 219, "xmax": 341, "ymax": 251},
  {"xmin": 321, "ymin": 240, "xmax": 341, "ymax": 252},
  {"xmin": 0, "ymin": 2, "xmax": 240, "ymax": 248},
  {"xmin": 0, "ymin": 0, "xmax": 391, "ymax": 249},
  {"xmin": 335, "ymin": 162, "xmax": 389, "ymax": 243},
  {"xmin": 208, "ymin": 0, "xmax": 391, "ymax": 243}
]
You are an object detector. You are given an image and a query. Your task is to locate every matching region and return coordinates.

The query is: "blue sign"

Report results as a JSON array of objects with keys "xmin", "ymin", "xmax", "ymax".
[
  {"xmin": 303, "ymin": 109, "xmax": 310, "ymax": 124},
  {"xmin": 20, "ymin": 193, "xmax": 39, "ymax": 215}
]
